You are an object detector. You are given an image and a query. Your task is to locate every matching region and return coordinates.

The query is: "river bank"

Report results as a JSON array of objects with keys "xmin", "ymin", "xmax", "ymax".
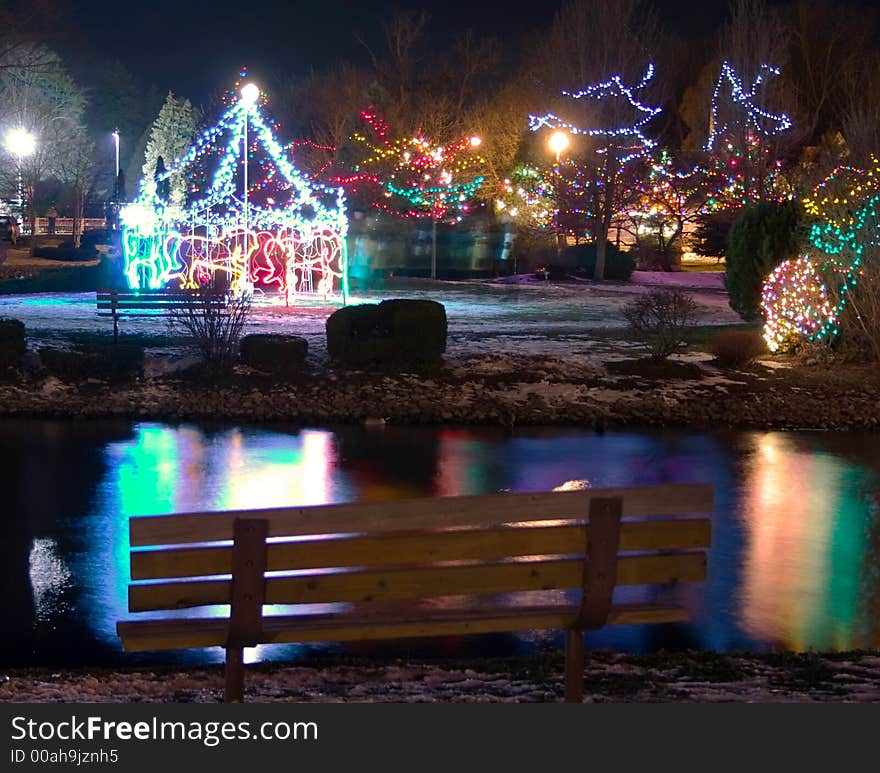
[
  {"xmin": 3, "ymin": 650, "xmax": 879, "ymax": 703},
  {"xmin": 0, "ymin": 350, "xmax": 877, "ymax": 430}
]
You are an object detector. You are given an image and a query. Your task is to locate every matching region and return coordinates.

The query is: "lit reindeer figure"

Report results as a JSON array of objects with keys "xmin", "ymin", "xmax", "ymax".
[
  {"xmin": 123, "ymin": 228, "xmax": 185, "ymax": 290},
  {"xmin": 249, "ymin": 230, "xmax": 295, "ymax": 291},
  {"xmin": 169, "ymin": 231, "xmax": 250, "ymax": 295},
  {"xmin": 285, "ymin": 228, "xmax": 344, "ymax": 301}
]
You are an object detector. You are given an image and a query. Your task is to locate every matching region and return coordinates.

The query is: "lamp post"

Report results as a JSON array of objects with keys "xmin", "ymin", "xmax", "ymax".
[
  {"xmin": 5, "ymin": 128, "xmax": 36, "ymax": 227},
  {"xmin": 547, "ymin": 131, "xmax": 569, "ymax": 258},
  {"xmin": 112, "ymin": 128, "xmax": 120, "ymax": 178},
  {"xmin": 240, "ymin": 82, "xmax": 260, "ymax": 290}
]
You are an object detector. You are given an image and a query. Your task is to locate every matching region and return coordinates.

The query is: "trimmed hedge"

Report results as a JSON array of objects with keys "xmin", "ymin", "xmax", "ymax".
[
  {"xmin": 709, "ymin": 329, "xmax": 767, "ymax": 369},
  {"xmin": 32, "ymin": 245, "xmax": 100, "ymax": 262},
  {"xmin": 559, "ymin": 242, "xmax": 636, "ymax": 280},
  {"xmin": 240, "ymin": 334, "xmax": 308, "ymax": 374},
  {"xmin": 327, "ymin": 299, "xmax": 447, "ymax": 367},
  {"xmin": 39, "ymin": 343, "xmax": 144, "ymax": 382},
  {"xmin": 0, "ymin": 318, "xmax": 26, "ymax": 370},
  {"xmin": 725, "ymin": 200, "xmax": 804, "ymax": 320}
]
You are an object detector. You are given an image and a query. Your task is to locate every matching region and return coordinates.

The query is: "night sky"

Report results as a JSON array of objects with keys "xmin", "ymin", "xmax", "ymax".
[{"xmin": 62, "ymin": 0, "xmax": 732, "ymax": 100}]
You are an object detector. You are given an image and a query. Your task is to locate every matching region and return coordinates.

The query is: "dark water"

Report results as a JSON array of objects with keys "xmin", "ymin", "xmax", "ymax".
[{"xmin": 2, "ymin": 419, "xmax": 879, "ymax": 668}]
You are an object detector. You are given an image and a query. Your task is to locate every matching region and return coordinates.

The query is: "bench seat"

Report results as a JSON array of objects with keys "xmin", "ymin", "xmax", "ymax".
[{"xmin": 118, "ymin": 602, "xmax": 691, "ymax": 652}]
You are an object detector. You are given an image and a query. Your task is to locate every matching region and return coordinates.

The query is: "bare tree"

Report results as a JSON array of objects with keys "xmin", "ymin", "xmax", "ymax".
[
  {"xmin": 532, "ymin": 0, "xmax": 663, "ymax": 91},
  {"xmin": 0, "ymin": 46, "xmax": 86, "ymax": 242},
  {"xmin": 0, "ymin": 0, "xmax": 63, "ymax": 76},
  {"xmin": 527, "ymin": 0, "xmax": 664, "ymax": 280},
  {"xmin": 271, "ymin": 64, "xmax": 372, "ymax": 155},
  {"xmin": 468, "ymin": 79, "xmax": 533, "ymax": 201},
  {"xmin": 839, "ymin": 49, "xmax": 880, "ymax": 165},
  {"xmin": 55, "ymin": 125, "xmax": 96, "ymax": 248},
  {"xmin": 358, "ymin": 10, "xmax": 504, "ymax": 143},
  {"xmin": 708, "ymin": 0, "xmax": 797, "ymax": 203},
  {"xmin": 787, "ymin": 0, "xmax": 873, "ymax": 145}
]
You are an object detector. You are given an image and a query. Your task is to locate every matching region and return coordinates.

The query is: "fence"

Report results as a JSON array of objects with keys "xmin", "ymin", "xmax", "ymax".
[{"xmin": 21, "ymin": 218, "xmax": 106, "ymax": 236}]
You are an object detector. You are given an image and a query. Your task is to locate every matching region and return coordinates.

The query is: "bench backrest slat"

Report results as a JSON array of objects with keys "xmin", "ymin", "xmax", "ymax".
[
  {"xmin": 129, "ymin": 551, "xmax": 708, "ymax": 612},
  {"xmin": 131, "ymin": 518, "xmax": 712, "ymax": 581},
  {"xmin": 129, "ymin": 483, "xmax": 714, "ymax": 547}
]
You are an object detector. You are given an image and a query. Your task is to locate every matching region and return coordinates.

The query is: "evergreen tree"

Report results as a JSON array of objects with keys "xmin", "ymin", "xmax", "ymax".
[{"xmin": 142, "ymin": 91, "xmax": 196, "ymax": 207}]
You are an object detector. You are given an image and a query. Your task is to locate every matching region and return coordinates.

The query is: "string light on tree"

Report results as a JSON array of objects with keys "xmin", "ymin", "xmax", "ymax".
[
  {"xmin": 529, "ymin": 65, "xmax": 662, "ymax": 162},
  {"xmin": 703, "ymin": 61, "xmax": 792, "ymax": 207},
  {"xmin": 335, "ymin": 109, "xmax": 486, "ymax": 278},
  {"xmin": 802, "ymin": 157, "xmax": 880, "ymax": 229},
  {"xmin": 760, "ymin": 192, "xmax": 880, "ymax": 350},
  {"xmin": 528, "ymin": 66, "xmax": 662, "ymax": 277},
  {"xmin": 705, "ymin": 62, "xmax": 792, "ymax": 152},
  {"xmin": 761, "ymin": 256, "xmax": 837, "ymax": 351}
]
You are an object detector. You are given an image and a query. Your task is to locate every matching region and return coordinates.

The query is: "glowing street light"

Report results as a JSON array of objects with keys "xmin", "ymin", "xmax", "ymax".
[
  {"xmin": 5, "ymin": 128, "xmax": 36, "ymax": 223},
  {"xmin": 548, "ymin": 130, "xmax": 569, "ymax": 163},
  {"xmin": 547, "ymin": 131, "xmax": 570, "ymax": 259},
  {"xmin": 240, "ymin": 82, "xmax": 260, "ymax": 104}
]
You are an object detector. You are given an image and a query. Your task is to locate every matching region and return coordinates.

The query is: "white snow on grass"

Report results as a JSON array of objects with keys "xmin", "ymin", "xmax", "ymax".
[{"xmin": 0, "ymin": 277, "xmax": 742, "ymax": 360}]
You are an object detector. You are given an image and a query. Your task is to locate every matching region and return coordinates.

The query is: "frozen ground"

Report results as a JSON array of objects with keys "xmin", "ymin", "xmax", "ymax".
[
  {"xmin": 0, "ymin": 274, "xmax": 740, "ymax": 361},
  {"xmin": 4, "ymin": 651, "xmax": 879, "ymax": 703}
]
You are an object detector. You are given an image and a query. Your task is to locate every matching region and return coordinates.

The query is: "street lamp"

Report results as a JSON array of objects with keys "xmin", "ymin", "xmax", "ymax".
[
  {"xmin": 548, "ymin": 130, "xmax": 569, "ymax": 163},
  {"xmin": 547, "ymin": 131, "xmax": 570, "ymax": 258},
  {"xmin": 5, "ymin": 128, "xmax": 36, "ymax": 224}
]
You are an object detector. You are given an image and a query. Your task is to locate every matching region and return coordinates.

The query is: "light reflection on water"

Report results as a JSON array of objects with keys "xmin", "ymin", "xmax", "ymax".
[{"xmin": 0, "ymin": 420, "xmax": 878, "ymax": 667}]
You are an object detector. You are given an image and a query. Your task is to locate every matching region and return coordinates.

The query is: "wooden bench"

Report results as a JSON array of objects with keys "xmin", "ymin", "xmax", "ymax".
[
  {"xmin": 96, "ymin": 288, "xmax": 228, "ymax": 341},
  {"xmin": 117, "ymin": 483, "xmax": 713, "ymax": 702}
]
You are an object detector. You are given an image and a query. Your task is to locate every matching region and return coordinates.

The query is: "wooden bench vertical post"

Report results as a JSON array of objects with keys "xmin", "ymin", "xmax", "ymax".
[
  {"xmin": 565, "ymin": 496, "xmax": 623, "ymax": 703},
  {"xmin": 225, "ymin": 517, "xmax": 268, "ymax": 703}
]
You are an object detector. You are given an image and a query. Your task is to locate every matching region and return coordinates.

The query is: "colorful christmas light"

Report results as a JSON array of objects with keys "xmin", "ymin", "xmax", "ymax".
[
  {"xmin": 120, "ymin": 79, "xmax": 349, "ymax": 302},
  {"xmin": 802, "ymin": 157, "xmax": 880, "ymax": 229},
  {"xmin": 529, "ymin": 65, "xmax": 662, "ymax": 163},
  {"xmin": 705, "ymin": 62, "xmax": 792, "ymax": 152},
  {"xmin": 335, "ymin": 110, "xmax": 485, "ymax": 220},
  {"xmin": 761, "ymin": 192, "xmax": 880, "ymax": 350},
  {"xmin": 761, "ymin": 255, "xmax": 837, "ymax": 351}
]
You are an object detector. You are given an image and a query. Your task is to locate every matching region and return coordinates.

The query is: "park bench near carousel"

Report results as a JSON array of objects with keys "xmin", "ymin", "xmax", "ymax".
[
  {"xmin": 117, "ymin": 482, "xmax": 713, "ymax": 702},
  {"xmin": 96, "ymin": 287, "xmax": 229, "ymax": 342}
]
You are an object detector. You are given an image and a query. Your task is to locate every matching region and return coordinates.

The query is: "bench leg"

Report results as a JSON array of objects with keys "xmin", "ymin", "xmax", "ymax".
[
  {"xmin": 225, "ymin": 646, "xmax": 246, "ymax": 703},
  {"xmin": 564, "ymin": 628, "xmax": 584, "ymax": 703}
]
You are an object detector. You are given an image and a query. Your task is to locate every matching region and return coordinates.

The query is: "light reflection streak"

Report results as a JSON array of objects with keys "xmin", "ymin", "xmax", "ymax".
[
  {"xmin": 739, "ymin": 432, "xmax": 871, "ymax": 650},
  {"xmin": 29, "ymin": 538, "xmax": 72, "ymax": 622}
]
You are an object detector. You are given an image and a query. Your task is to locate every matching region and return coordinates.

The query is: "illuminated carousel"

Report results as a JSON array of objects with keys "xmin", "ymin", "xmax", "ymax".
[{"xmin": 120, "ymin": 81, "xmax": 349, "ymax": 304}]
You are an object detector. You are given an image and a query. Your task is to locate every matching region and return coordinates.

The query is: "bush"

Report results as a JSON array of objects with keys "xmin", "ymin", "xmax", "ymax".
[
  {"xmin": 560, "ymin": 242, "xmax": 636, "ymax": 280},
  {"xmin": 80, "ymin": 229, "xmax": 114, "ymax": 248},
  {"xmin": 327, "ymin": 299, "xmax": 446, "ymax": 367},
  {"xmin": 32, "ymin": 245, "xmax": 100, "ymax": 262},
  {"xmin": 240, "ymin": 334, "xmax": 308, "ymax": 374},
  {"xmin": 378, "ymin": 299, "xmax": 447, "ymax": 362},
  {"xmin": 832, "ymin": 256, "xmax": 880, "ymax": 362},
  {"xmin": 692, "ymin": 210, "xmax": 739, "ymax": 260},
  {"xmin": 39, "ymin": 343, "xmax": 144, "ymax": 381},
  {"xmin": 709, "ymin": 329, "xmax": 767, "ymax": 369},
  {"xmin": 725, "ymin": 200, "xmax": 804, "ymax": 320},
  {"xmin": 0, "ymin": 317, "xmax": 26, "ymax": 370},
  {"xmin": 622, "ymin": 288, "xmax": 698, "ymax": 359},
  {"xmin": 169, "ymin": 290, "xmax": 251, "ymax": 373}
]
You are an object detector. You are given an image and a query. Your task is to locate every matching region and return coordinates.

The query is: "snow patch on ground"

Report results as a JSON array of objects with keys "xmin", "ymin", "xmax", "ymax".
[{"xmin": 0, "ymin": 279, "xmax": 742, "ymax": 363}]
